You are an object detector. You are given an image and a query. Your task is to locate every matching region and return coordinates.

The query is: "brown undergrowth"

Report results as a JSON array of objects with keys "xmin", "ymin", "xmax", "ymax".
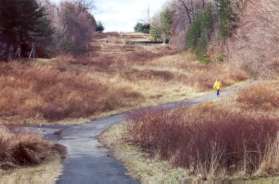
[
  {"xmin": 0, "ymin": 126, "xmax": 65, "ymax": 170},
  {"xmin": 0, "ymin": 33, "xmax": 248, "ymax": 124},
  {"xmin": 237, "ymin": 81, "xmax": 279, "ymax": 110},
  {"xmin": 127, "ymin": 98, "xmax": 279, "ymax": 179},
  {"xmin": 0, "ymin": 62, "xmax": 143, "ymax": 122}
]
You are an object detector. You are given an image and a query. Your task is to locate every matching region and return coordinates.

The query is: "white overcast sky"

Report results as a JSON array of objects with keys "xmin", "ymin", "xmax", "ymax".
[{"xmin": 50, "ymin": 0, "xmax": 169, "ymax": 32}]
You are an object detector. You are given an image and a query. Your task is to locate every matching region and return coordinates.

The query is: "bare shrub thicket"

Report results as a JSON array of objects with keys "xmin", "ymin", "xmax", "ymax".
[
  {"xmin": 179, "ymin": 61, "xmax": 248, "ymax": 90},
  {"xmin": 37, "ymin": 0, "xmax": 96, "ymax": 56},
  {"xmin": 0, "ymin": 126, "xmax": 65, "ymax": 169},
  {"xmin": 237, "ymin": 82, "xmax": 279, "ymax": 110},
  {"xmin": 168, "ymin": 0, "xmax": 246, "ymax": 49},
  {"xmin": 0, "ymin": 63, "xmax": 144, "ymax": 122},
  {"xmin": 168, "ymin": 0, "xmax": 211, "ymax": 50},
  {"xmin": 57, "ymin": 1, "xmax": 96, "ymax": 55},
  {"xmin": 227, "ymin": 0, "xmax": 279, "ymax": 78},
  {"xmin": 128, "ymin": 105, "xmax": 279, "ymax": 178},
  {"xmin": 166, "ymin": 0, "xmax": 279, "ymax": 77}
]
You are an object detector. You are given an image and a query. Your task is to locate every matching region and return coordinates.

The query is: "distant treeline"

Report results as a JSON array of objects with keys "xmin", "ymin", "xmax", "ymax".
[{"xmin": 135, "ymin": 0, "xmax": 243, "ymax": 62}]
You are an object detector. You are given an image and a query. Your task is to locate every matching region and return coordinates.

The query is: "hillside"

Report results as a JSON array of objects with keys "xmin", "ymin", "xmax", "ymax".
[
  {"xmin": 0, "ymin": 32, "xmax": 248, "ymax": 125},
  {"xmin": 226, "ymin": 0, "xmax": 279, "ymax": 78}
]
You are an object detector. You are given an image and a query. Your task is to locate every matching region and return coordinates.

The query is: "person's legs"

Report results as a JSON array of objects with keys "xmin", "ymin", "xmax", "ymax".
[{"xmin": 217, "ymin": 89, "xmax": 220, "ymax": 96}]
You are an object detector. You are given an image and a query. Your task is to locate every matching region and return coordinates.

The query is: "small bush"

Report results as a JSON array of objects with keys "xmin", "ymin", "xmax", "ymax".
[
  {"xmin": 128, "ymin": 105, "xmax": 279, "ymax": 178},
  {"xmin": 160, "ymin": 8, "xmax": 173, "ymax": 43},
  {"xmin": 0, "ymin": 126, "xmax": 65, "ymax": 170},
  {"xmin": 150, "ymin": 26, "xmax": 162, "ymax": 42}
]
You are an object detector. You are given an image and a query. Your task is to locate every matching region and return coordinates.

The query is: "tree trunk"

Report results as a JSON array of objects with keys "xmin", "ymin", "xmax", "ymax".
[
  {"xmin": 178, "ymin": 0, "xmax": 193, "ymax": 24},
  {"xmin": 3, "ymin": 42, "xmax": 11, "ymax": 61}
]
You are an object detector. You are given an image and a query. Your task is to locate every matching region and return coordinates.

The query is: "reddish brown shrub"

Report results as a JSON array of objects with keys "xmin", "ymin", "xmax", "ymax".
[
  {"xmin": 0, "ymin": 127, "xmax": 65, "ymax": 170},
  {"xmin": 186, "ymin": 64, "xmax": 249, "ymax": 91},
  {"xmin": 122, "ymin": 68, "xmax": 174, "ymax": 82},
  {"xmin": 0, "ymin": 63, "xmax": 144, "ymax": 122},
  {"xmin": 128, "ymin": 105, "xmax": 279, "ymax": 177},
  {"xmin": 237, "ymin": 83, "xmax": 279, "ymax": 110}
]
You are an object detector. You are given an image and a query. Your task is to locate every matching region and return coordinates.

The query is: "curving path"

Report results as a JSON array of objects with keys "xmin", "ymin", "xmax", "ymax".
[{"xmin": 30, "ymin": 85, "xmax": 243, "ymax": 184}]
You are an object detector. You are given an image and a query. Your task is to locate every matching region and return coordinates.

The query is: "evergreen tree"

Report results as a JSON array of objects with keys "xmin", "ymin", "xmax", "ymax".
[
  {"xmin": 150, "ymin": 26, "xmax": 161, "ymax": 41},
  {"xmin": 215, "ymin": 0, "xmax": 235, "ymax": 38},
  {"xmin": 160, "ymin": 8, "xmax": 173, "ymax": 43},
  {"xmin": 0, "ymin": 0, "xmax": 52, "ymax": 59},
  {"xmin": 134, "ymin": 22, "xmax": 150, "ymax": 34},
  {"xmin": 96, "ymin": 21, "xmax": 105, "ymax": 32}
]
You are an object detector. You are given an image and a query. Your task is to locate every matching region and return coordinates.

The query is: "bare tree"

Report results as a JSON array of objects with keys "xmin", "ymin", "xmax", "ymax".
[
  {"xmin": 168, "ymin": 0, "xmax": 212, "ymax": 49},
  {"xmin": 227, "ymin": 0, "xmax": 279, "ymax": 78},
  {"xmin": 74, "ymin": 0, "xmax": 94, "ymax": 10},
  {"xmin": 57, "ymin": 1, "xmax": 96, "ymax": 55},
  {"xmin": 175, "ymin": 0, "xmax": 194, "ymax": 24}
]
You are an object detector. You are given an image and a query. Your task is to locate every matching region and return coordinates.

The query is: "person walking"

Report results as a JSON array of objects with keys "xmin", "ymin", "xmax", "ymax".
[{"xmin": 213, "ymin": 79, "xmax": 222, "ymax": 97}]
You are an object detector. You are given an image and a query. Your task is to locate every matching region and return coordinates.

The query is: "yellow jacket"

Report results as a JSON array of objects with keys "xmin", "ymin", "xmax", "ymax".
[{"xmin": 213, "ymin": 80, "xmax": 222, "ymax": 90}]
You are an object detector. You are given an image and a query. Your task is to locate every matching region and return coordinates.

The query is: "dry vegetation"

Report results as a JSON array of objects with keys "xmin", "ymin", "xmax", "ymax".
[
  {"xmin": 0, "ymin": 126, "xmax": 65, "ymax": 170},
  {"xmin": 105, "ymin": 80, "xmax": 279, "ymax": 181},
  {"xmin": 227, "ymin": 0, "xmax": 279, "ymax": 78},
  {"xmin": 237, "ymin": 81, "xmax": 279, "ymax": 110},
  {"xmin": 100, "ymin": 123, "xmax": 190, "ymax": 184},
  {"xmin": 0, "ymin": 62, "xmax": 144, "ymax": 123},
  {"xmin": 0, "ymin": 158, "xmax": 62, "ymax": 184},
  {"xmin": 102, "ymin": 122, "xmax": 279, "ymax": 184},
  {"xmin": 0, "ymin": 33, "xmax": 248, "ymax": 124},
  {"xmin": 127, "ymin": 106, "xmax": 279, "ymax": 179}
]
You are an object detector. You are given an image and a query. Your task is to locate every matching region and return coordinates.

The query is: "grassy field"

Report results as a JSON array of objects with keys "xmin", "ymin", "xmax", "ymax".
[
  {"xmin": 0, "ymin": 32, "xmax": 248, "ymax": 125},
  {"xmin": 0, "ymin": 158, "xmax": 62, "ymax": 184},
  {"xmin": 101, "ymin": 80, "xmax": 279, "ymax": 183},
  {"xmin": 0, "ymin": 32, "xmax": 248, "ymax": 183}
]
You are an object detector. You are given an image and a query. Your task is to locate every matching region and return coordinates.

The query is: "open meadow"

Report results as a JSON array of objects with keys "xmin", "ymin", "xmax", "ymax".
[{"xmin": 0, "ymin": 33, "xmax": 248, "ymax": 125}]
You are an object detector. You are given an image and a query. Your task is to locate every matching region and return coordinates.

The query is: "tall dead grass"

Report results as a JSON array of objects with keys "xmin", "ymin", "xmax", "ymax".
[
  {"xmin": 147, "ymin": 52, "xmax": 249, "ymax": 91},
  {"xmin": 237, "ymin": 82, "xmax": 279, "ymax": 110},
  {"xmin": 0, "ymin": 126, "xmax": 65, "ymax": 170},
  {"xmin": 127, "ymin": 104, "xmax": 279, "ymax": 178},
  {"xmin": 0, "ymin": 33, "xmax": 249, "ymax": 123},
  {"xmin": 186, "ymin": 63, "xmax": 248, "ymax": 90},
  {"xmin": 0, "ymin": 62, "xmax": 144, "ymax": 122}
]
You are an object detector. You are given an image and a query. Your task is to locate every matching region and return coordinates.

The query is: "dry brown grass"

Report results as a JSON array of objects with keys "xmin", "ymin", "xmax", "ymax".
[
  {"xmin": 237, "ymin": 81, "xmax": 279, "ymax": 110},
  {"xmin": 145, "ymin": 52, "xmax": 249, "ymax": 91},
  {"xmin": 0, "ymin": 158, "xmax": 62, "ymax": 184},
  {"xmin": 0, "ymin": 126, "xmax": 64, "ymax": 170},
  {"xmin": 0, "ymin": 33, "xmax": 248, "ymax": 124},
  {"xmin": 100, "ymin": 123, "xmax": 189, "ymax": 184},
  {"xmin": 0, "ymin": 62, "xmax": 144, "ymax": 122},
  {"xmin": 127, "ymin": 101, "xmax": 279, "ymax": 179},
  {"xmin": 188, "ymin": 63, "xmax": 248, "ymax": 90}
]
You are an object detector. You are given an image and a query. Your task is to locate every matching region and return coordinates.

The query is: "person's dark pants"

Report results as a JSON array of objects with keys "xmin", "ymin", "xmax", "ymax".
[{"xmin": 217, "ymin": 89, "xmax": 220, "ymax": 96}]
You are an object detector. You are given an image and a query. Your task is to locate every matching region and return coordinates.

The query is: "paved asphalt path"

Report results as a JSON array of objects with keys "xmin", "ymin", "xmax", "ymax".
[{"xmin": 28, "ymin": 85, "xmax": 242, "ymax": 184}]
